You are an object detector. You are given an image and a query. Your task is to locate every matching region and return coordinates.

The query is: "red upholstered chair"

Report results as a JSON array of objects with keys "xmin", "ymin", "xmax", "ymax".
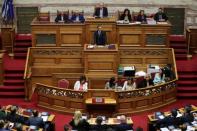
[
  {"xmin": 38, "ymin": 12, "xmax": 50, "ymax": 22},
  {"xmin": 58, "ymin": 79, "xmax": 69, "ymax": 89},
  {"xmin": 135, "ymin": 76, "xmax": 145, "ymax": 86}
]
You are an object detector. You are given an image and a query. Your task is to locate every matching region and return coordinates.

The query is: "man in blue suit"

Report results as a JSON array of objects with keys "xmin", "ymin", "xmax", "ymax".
[
  {"xmin": 27, "ymin": 110, "xmax": 44, "ymax": 128},
  {"xmin": 115, "ymin": 115, "xmax": 133, "ymax": 131},
  {"xmin": 94, "ymin": 25, "xmax": 107, "ymax": 45},
  {"xmin": 71, "ymin": 11, "xmax": 85, "ymax": 23}
]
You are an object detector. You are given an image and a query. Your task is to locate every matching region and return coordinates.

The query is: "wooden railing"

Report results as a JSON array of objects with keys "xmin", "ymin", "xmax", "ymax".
[
  {"xmin": 0, "ymin": 52, "xmax": 4, "ymax": 85},
  {"xmin": 36, "ymin": 79, "xmax": 177, "ymax": 115},
  {"xmin": 24, "ymin": 48, "xmax": 33, "ymax": 100}
]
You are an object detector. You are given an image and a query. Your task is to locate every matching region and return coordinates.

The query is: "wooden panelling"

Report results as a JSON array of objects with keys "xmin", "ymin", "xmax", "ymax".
[
  {"xmin": 117, "ymin": 24, "xmax": 171, "ymax": 47},
  {"xmin": 121, "ymin": 34, "xmax": 140, "ymax": 45},
  {"xmin": 31, "ymin": 22, "xmax": 85, "ymax": 47}
]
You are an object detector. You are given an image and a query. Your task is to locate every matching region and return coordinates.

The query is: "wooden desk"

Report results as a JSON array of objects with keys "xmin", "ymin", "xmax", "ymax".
[
  {"xmin": 1, "ymin": 25, "xmax": 15, "ymax": 54},
  {"xmin": 6, "ymin": 105, "xmax": 55, "ymax": 122},
  {"xmin": 147, "ymin": 105, "xmax": 197, "ymax": 131},
  {"xmin": 31, "ymin": 19, "xmax": 85, "ymax": 47},
  {"xmin": 88, "ymin": 117, "xmax": 133, "ymax": 125},
  {"xmin": 85, "ymin": 98, "xmax": 116, "ymax": 105},
  {"xmin": 186, "ymin": 26, "xmax": 197, "ymax": 54},
  {"xmin": 85, "ymin": 17, "xmax": 117, "ymax": 44},
  {"xmin": 117, "ymin": 22, "xmax": 171, "ymax": 47}
]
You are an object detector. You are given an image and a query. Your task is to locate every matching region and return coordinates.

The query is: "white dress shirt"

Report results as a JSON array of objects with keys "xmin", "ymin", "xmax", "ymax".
[
  {"xmin": 122, "ymin": 81, "xmax": 136, "ymax": 90},
  {"xmin": 100, "ymin": 8, "xmax": 103, "ymax": 18},
  {"xmin": 74, "ymin": 81, "xmax": 88, "ymax": 91}
]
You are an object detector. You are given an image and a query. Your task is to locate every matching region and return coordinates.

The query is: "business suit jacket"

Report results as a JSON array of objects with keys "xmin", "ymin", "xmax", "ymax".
[
  {"xmin": 115, "ymin": 123, "xmax": 133, "ymax": 131},
  {"xmin": 120, "ymin": 14, "xmax": 132, "ymax": 22},
  {"xmin": 6, "ymin": 113, "xmax": 24, "ymax": 124},
  {"xmin": 69, "ymin": 119, "xmax": 90, "ymax": 131},
  {"xmin": 0, "ymin": 111, "xmax": 6, "ymax": 120},
  {"xmin": 154, "ymin": 12, "xmax": 168, "ymax": 22},
  {"xmin": 55, "ymin": 14, "xmax": 69, "ymax": 23},
  {"xmin": 94, "ymin": 7, "xmax": 108, "ymax": 17},
  {"xmin": 138, "ymin": 79, "xmax": 154, "ymax": 88},
  {"xmin": 137, "ymin": 14, "xmax": 147, "ymax": 22},
  {"xmin": 71, "ymin": 15, "xmax": 85, "ymax": 23},
  {"xmin": 28, "ymin": 116, "xmax": 44, "ymax": 128},
  {"xmin": 94, "ymin": 30, "xmax": 107, "ymax": 45}
]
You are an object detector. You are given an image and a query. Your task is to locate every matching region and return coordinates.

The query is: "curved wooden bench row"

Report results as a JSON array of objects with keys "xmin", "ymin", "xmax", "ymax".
[{"xmin": 36, "ymin": 80, "xmax": 177, "ymax": 116}]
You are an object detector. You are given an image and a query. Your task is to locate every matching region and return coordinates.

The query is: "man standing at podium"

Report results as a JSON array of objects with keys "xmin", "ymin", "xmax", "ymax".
[
  {"xmin": 94, "ymin": 25, "xmax": 107, "ymax": 45},
  {"xmin": 94, "ymin": 2, "xmax": 108, "ymax": 18}
]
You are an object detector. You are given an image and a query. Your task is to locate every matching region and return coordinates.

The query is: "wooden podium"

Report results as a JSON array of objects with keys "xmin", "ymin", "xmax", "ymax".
[
  {"xmin": 186, "ymin": 26, "xmax": 197, "ymax": 54},
  {"xmin": 85, "ymin": 17, "xmax": 117, "ymax": 44},
  {"xmin": 84, "ymin": 44, "xmax": 118, "ymax": 89},
  {"xmin": 1, "ymin": 25, "xmax": 15, "ymax": 55}
]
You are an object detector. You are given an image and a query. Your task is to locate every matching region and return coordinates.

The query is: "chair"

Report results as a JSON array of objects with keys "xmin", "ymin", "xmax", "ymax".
[
  {"xmin": 58, "ymin": 79, "xmax": 69, "ymax": 89},
  {"xmin": 37, "ymin": 12, "xmax": 50, "ymax": 22}
]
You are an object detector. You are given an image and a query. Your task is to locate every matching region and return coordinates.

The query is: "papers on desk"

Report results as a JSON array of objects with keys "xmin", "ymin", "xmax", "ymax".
[
  {"xmin": 87, "ymin": 45, "xmax": 94, "ymax": 49},
  {"xmin": 116, "ymin": 20, "xmax": 141, "ymax": 25},
  {"xmin": 147, "ymin": 19, "xmax": 157, "ymax": 25},
  {"xmin": 160, "ymin": 127, "xmax": 170, "ymax": 131},
  {"xmin": 157, "ymin": 22, "xmax": 168, "ymax": 25},
  {"xmin": 187, "ymin": 126, "xmax": 195, "ymax": 131},
  {"xmin": 41, "ymin": 115, "xmax": 48, "ymax": 122}
]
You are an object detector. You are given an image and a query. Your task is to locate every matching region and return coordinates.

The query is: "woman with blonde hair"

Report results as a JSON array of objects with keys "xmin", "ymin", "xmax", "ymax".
[{"xmin": 69, "ymin": 110, "xmax": 90, "ymax": 131}]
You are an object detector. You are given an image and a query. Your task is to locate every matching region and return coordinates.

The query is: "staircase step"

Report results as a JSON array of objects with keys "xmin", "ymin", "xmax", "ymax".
[
  {"xmin": 174, "ymin": 49, "xmax": 187, "ymax": 54},
  {"xmin": 175, "ymin": 54, "xmax": 187, "ymax": 60},
  {"xmin": 177, "ymin": 93, "xmax": 197, "ymax": 98},
  {"xmin": 15, "ymin": 42, "xmax": 32, "ymax": 47},
  {"xmin": 5, "ymin": 69, "xmax": 24, "ymax": 74},
  {"xmin": 14, "ymin": 48, "xmax": 28, "ymax": 53},
  {"xmin": 177, "ymin": 81, "xmax": 197, "ymax": 86},
  {"xmin": 0, "ymin": 92, "xmax": 25, "ymax": 98},
  {"xmin": 177, "ymin": 87, "xmax": 197, "ymax": 92},
  {"xmin": 178, "ymin": 74, "xmax": 197, "ymax": 80},
  {"xmin": 170, "ymin": 43, "xmax": 187, "ymax": 49},
  {"xmin": 15, "ymin": 34, "xmax": 32, "ymax": 41},
  {"xmin": 14, "ymin": 53, "xmax": 27, "ymax": 59},
  {"xmin": 3, "ymin": 80, "xmax": 24, "ymax": 86},
  {"xmin": 0, "ymin": 86, "xmax": 24, "ymax": 91},
  {"xmin": 4, "ymin": 73, "xmax": 24, "ymax": 79},
  {"xmin": 170, "ymin": 35, "xmax": 185, "ymax": 42}
]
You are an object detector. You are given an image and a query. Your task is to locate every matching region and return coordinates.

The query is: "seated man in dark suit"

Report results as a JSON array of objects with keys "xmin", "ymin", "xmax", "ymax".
[
  {"xmin": 55, "ymin": 11, "xmax": 69, "ymax": 23},
  {"xmin": 138, "ymin": 74, "xmax": 154, "ymax": 88},
  {"xmin": 158, "ymin": 109, "xmax": 182, "ymax": 128},
  {"xmin": 94, "ymin": 2, "xmax": 108, "ymax": 18},
  {"xmin": 94, "ymin": 25, "xmax": 107, "ymax": 45},
  {"xmin": 27, "ymin": 110, "xmax": 44, "ymax": 128},
  {"xmin": 137, "ymin": 10, "xmax": 147, "ymax": 23},
  {"xmin": 182, "ymin": 105, "xmax": 194, "ymax": 124},
  {"xmin": 6, "ymin": 106, "xmax": 24, "ymax": 124},
  {"xmin": 91, "ymin": 116, "xmax": 108, "ymax": 131},
  {"xmin": 115, "ymin": 115, "xmax": 133, "ymax": 131},
  {"xmin": 0, "ymin": 106, "xmax": 6, "ymax": 120},
  {"xmin": 71, "ymin": 11, "xmax": 85, "ymax": 23},
  {"xmin": 154, "ymin": 8, "xmax": 168, "ymax": 22}
]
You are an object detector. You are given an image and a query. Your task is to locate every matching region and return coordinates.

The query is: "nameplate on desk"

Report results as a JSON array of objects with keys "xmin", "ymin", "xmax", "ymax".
[{"xmin": 92, "ymin": 97, "xmax": 105, "ymax": 104}]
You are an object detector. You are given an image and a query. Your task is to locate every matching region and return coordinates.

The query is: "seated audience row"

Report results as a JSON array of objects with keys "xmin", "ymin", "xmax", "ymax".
[
  {"xmin": 55, "ymin": 10, "xmax": 85, "ymax": 23},
  {"xmin": 153, "ymin": 105, "xmax": 196, "ymax": 131},
  {"xmin": 53, "ymin": 2, "xmax": 168, "ymax": 23},
  {"xmin": 0, "ymin": 105, "xmax": 53, "ymax": 130},
  {"xmin": 72, "ymin": 64, "xmax": 175, "ymax": 91},
  {"xmin": 68, "ymin": 110, "xmax": 133, "ymax": 131}
]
